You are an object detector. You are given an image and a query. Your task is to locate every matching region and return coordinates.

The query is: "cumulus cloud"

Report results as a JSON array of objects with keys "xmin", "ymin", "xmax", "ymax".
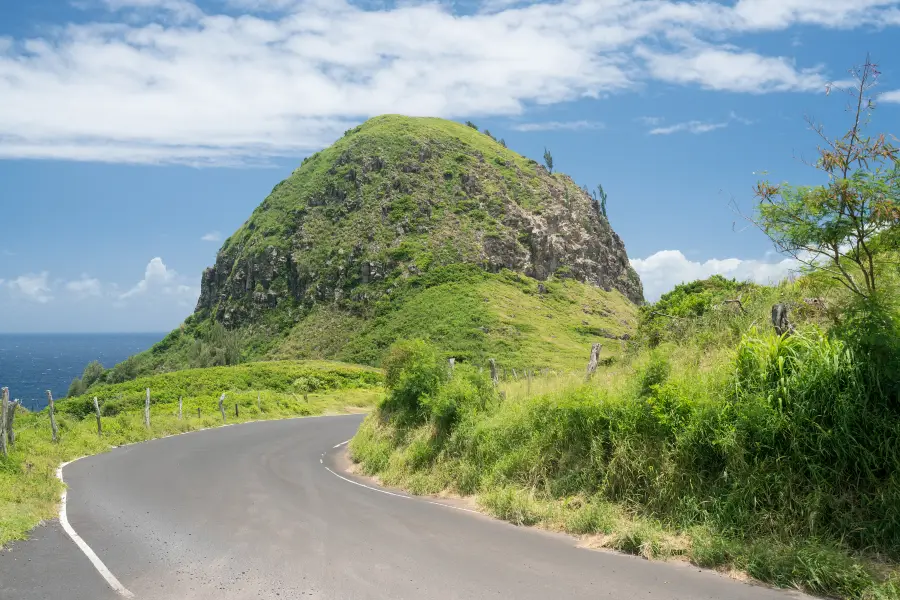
[
  {"xmin": 882, "ymin": 90, "xmax": 900, "ymax": 103},
  {"xmin": 201, "ymin": 231, "xmax": 222, "ymax": 242},
  {"xmin": 637, "ymin": 46, "xmax": 826, "ymax": 93},
  {"xmin": 65, "ymin": 275, "xmax": 103, "ymax": 299},
  {"xmin": 2, "ymin": 0, "xmax": 893, "ymax": 163},
  {"xmin": 120, "ymin": 257, "xmax": 200, "ymax": 307},
  {"xmin": 122, "ymin": 257, "xmax": 173, "ymax": 298},
  {"xmin": 631, "ymin": 249, "xmax": 799, "ymax": 302},
  {"xmin": 511, "ymin": 120, "xmax": 605, "ymax": 132},
  {"xmin": 7, "ymin": 272, "xmax": 53, "ymax": 303}
]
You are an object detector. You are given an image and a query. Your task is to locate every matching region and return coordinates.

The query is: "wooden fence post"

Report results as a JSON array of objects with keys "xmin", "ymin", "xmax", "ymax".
[
  {"xmin": 46, "ymin": 390, "xmax": 58, "ymax": 443},
  {"xmin": 235, "ymin": 403, "xmax": 239, "ymax": 418},
  {"xmin": 772, "ymin": 304, "xmax": 794, "ymax": 336},
  {"xmin": 219, "ymin": 393, "xmax": 226, "ymax": 423},
  {"xmin": 585, "ymin": 343, "xmax": 602, "ymax": 381},
  {"xmin": 197, "ymin": 407, "xmax": 201, "ymax": 419},
  {"xmin": 257, "ymin": 392, "xmax": 261, "ymax": 411},
  {"xmin": 512, "ymin": 368, "xmax": 518, "ymax": 380},
  {"xmin": 488, "ymin": 359, "xmax": 499, "ymax": 387},
  {"xmin": 178, "ymin": 396, "xmax": 183, "ymax": 420},
  {"xmin": 7, "ymin": 399, "xmax": 17, "ymax": 447},
  {"xmin": 144, "ymin": 388, "xmax": 151, "ymax": 428},
  {"xmin": 448, "ymin": 358, "xmax": 455, "ymax": 373},
  {"xmin": 93, "ymin": 396, "xmax": 102, "ymax": 436},
  {"xmin": 0, "ymin": 387, "xmax": 8, "ymax": 457},
  {"xmin": 526, "ymin": 370, "xmax": 532, "ymax": 397}
]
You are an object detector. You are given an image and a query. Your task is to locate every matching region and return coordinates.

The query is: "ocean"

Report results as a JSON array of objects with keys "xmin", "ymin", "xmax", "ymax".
[{"xmin": 0, "ymin": 333, "xmax": 164, "ymax": 411}]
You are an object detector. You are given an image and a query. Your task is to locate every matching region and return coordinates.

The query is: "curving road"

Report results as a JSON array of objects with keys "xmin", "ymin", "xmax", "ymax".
[{"xmin": 1, "ymin": 415, "xmax": 811, "ymax": 600}]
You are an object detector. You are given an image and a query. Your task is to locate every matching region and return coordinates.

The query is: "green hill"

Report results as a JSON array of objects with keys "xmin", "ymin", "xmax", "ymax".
[{"xmin": 104, "ymin": 116, "xmax": 643, "ymax": 382}]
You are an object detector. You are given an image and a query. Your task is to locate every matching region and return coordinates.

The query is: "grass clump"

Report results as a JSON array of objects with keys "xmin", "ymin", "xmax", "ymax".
[{"xmin": 0, "ymin": 360, "xmax": 384, "ymax": 547}]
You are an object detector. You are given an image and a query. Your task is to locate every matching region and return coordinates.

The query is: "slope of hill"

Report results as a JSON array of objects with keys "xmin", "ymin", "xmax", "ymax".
[
  {"xmin": 350, "ymin": 271, "xmax": 900, "ymax": 600},
  {"xmin": 110, "ymin": 116, "xmax": 643, "ymax": 380}
]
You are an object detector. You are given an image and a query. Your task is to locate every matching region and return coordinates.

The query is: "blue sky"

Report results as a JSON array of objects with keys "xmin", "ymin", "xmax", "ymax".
[{"xmin": 1, "ymin": 0, "xmax": 899, "ymax": 332}]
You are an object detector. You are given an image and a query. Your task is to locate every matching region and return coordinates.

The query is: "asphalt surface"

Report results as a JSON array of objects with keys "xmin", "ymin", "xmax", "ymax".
[{"xmin": 1, "ymin": 415, "xmax": 812, "ymax": 600}]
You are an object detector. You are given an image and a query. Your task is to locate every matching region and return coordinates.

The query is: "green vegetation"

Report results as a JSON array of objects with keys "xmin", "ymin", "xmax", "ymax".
[
  {"xmin": 98, "ymin": 114, "xmax": 639, "ymax": 386},
  {"xmin": 66, "ymin": 360, "xmax": 104, "ymax": 397},
  {"xmin": 273, "ymin": 267, "xmax": 637, "ymax": 370},
  {"xmin": 543, "ymin": 147, "xmax": 553, "ymax": 173},
  {"xmin": 752, "ymin": 58, "xmax": 899, "ymax": 299},
  {"xmin": 351, "ymin": 281, "xmax": 900, "ymax": 598},
  {"xmin": 0, "ymin": 361, "xmax": 383, "ymax": 547},
  {"xmin": 594, "ymin": 184, "xmax": 608, "ymax": 218},
  {"xmin": 348, "ymin": 73, "xmax": 900, "ymax": 598}
]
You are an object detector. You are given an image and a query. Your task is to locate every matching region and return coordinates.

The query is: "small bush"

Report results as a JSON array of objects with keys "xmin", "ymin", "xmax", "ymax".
[
  {"xmin": 422, "ymin": 364, "xmax": 494, "ymax": 432},
  {"xmin": 382, "ymin": 339, "xmax": 448, "ymax": 418}
]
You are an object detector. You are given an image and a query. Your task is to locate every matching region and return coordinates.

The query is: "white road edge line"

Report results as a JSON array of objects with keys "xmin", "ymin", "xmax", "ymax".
[
  {"xmin": 46, "ymin": 413, "xmax": 366, "ymax": 600},
  {"xmin": 323, "ymin": 466, "xmax": 481, "ymax": 515},
  {"xmin": 333, "ymin": 439, "xmax": 351, "ymax": 448},
  {"xmin": 57, "ymin": 462, "xmax": 135, "ymax": 599}
]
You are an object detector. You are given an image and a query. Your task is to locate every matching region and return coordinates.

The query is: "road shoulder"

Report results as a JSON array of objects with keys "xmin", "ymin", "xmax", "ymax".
[{"xmin": 0, "ymin": 520, "xmax": 119, "ymax": 600}]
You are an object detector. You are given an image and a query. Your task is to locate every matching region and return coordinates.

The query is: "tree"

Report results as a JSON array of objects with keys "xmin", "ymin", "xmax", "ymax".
[
  {"xmin": 67, "ymin": 377, "xmax": 87, "ymax": 398},
  {"xmin": 483, "ymin": 129, "xmax": 495, "ymax": 140},
  {"xmin": 81, "ymin": 360, "xmax": 105, "ymax": 387},
  {"xmin": 188, "ymin": 322, "xmax": 243, "ymax": 368},
  {"xmin": 597, "ymin": 184, "xmax": 608, "ymax": 217},
  {"xmin": 465, "ymin": 120, "xmax": 478, "ymax": 130},
  {"xmin": 543, "ymin": 148, "xmax": 553, "ymax": 174},
  {"xmin": 499, "ymin": 138, "xmax": 507, "ymax": 148},
  {"xmin": 67, "ymin": 360, "xmax": 106, "ymax": 397},
  {"xmin": 753, "ymin": 56, "xmax": 899, "ymax": 298}
]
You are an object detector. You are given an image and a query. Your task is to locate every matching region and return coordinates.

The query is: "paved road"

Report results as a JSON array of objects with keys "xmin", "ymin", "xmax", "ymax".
[{"xmin": 1, "ymin": 415, "xmax": 811, "ymax": 600}]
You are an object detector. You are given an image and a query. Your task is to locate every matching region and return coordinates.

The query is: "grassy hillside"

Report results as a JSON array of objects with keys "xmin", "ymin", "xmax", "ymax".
[
  {"xmin": 272, "ymin": 268, "xmax": 636, "ymax": 369},
  {"xmin": 0, "ymin": 360, "xmax": 383, "ymax": 547},
  {"xmin": 94, "ymin": 114, "xmax": 642, "ymax": 386},
  {"xmin": 349, "ymin": 274, "xmax": 900, "ymax": 600},
  {"xmin": 97, "ymin": 267, "xmax": 637, "ymax": 385}
]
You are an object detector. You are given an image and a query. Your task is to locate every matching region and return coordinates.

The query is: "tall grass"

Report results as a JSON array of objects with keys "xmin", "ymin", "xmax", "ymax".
[{"xmin": 349, "ymin": 322, "xmax": 900, "ymax": 599}]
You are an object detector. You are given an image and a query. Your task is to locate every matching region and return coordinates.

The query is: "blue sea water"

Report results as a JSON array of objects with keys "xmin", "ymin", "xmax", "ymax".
[{"xmin": 0, "ymin": 333, "xmax": 164, "ymax": 411}]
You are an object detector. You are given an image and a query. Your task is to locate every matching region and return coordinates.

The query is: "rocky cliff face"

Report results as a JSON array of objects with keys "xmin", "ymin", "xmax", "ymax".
[{"xmin": 194, "ymin": 116, "xmax": 643, "ymax": 329}]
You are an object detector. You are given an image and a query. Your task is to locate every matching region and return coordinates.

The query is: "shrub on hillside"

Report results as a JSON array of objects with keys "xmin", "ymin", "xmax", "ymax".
[
  {"xmin": 382, "ymin": 340, "xmax": 448, "ymax": 417},
  {"xmin": 422, "ymin": 364, "xmax": 494, "ymax": 433}
]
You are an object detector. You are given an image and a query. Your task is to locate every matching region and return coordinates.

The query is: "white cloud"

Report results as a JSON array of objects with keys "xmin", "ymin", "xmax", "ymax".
[
  {"xmin": 511, "ymin": 120, "xmax": 605, "ymax": 132},
  {"xmin": 647, "ymin": 110, "xmax": 753, "ymax": 135},
  {"xmin": 636, "ymin": 116, "xmax": 663, "ymax": 126},
  {"xmin": 201, "ymin": 231, "xmax": 222, "ymax": 242},
  {"xmin": 8, "ymin": 272, "xmax": 53, "ymax": 303},
  {"xmin": 732, "ymin": 0, "xmax": 900, "ymax": 29},
  {"xmin": 1, "ymin": 0, "xmax": 894, "ymax": 163},
  {"xmin": 631, "ymin": 249, "xmax": 799, "ymax": 302},
  {"xmin": 120, "ymin": 257, "xmax": 199, "ymax": 306},
  {"xmin": 98, "ymin": 0, "xmax": 202, "ymax": 20},
  {"xmin": 65, "ymin": 275, "xmax": 103, "ymax": 298},
  {"xmin": 881, "ymin": 90, "xmax": 900, "ymax": 103},
  {"xmin": 649, "ymin": 120, "xmax": 728, "ymax": 135},
  {"xmin": 121, "ymin": 257, "xmax": 175, "ymax": 298},
  {"xmin": 637, "ymin": 46, "xmax": 826, "ymax": 93}
]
